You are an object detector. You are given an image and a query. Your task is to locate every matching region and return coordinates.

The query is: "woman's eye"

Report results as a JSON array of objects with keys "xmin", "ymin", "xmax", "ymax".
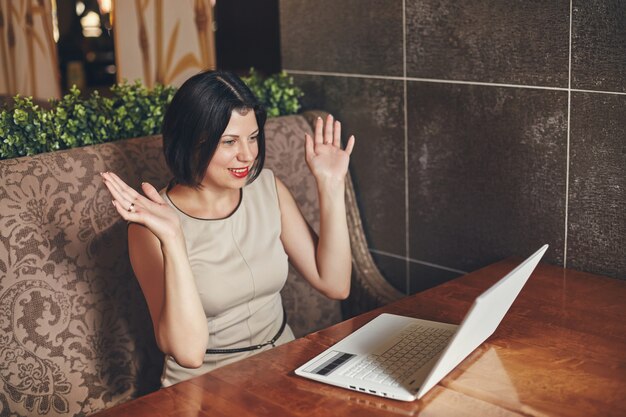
[
  {"xmin": 221, "ymin": 139, "xmax": 236, "ymax": 146},
  {"xmin": 249, "ymin": 136, "xmax": 258, "ymax": 142}
]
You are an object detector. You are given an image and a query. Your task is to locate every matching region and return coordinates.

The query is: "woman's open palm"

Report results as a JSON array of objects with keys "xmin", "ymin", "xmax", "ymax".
[
  {"xmin": 305, "ymin": 114, "xmax": 355, "ymax": 183},
  {"xmin": 101, "ymin": 172, "xmax": 181, "ymax": 242}
]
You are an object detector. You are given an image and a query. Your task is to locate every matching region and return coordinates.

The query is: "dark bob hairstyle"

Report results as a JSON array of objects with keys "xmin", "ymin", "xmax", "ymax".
[{"xmin": 162, "ymin": 70, "xmax": 267, "ymax": 187}]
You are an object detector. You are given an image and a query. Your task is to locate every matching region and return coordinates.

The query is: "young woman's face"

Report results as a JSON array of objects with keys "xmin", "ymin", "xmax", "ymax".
[{"xmin": 201, "ymin": 109, "xmax": 259, "ymax": 191}]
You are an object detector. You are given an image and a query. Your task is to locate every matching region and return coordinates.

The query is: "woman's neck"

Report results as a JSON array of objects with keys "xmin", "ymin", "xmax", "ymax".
[{"xmin": 168, "ymin": 183, "xmax": 241, "ymax": 220}]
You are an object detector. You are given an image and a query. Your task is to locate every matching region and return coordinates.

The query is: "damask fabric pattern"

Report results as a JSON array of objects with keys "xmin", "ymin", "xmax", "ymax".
[
  {"xmin": 0, "ymin": 115, "xmax": 342, "ymax": 416},
  {"xmin": 0, "ymin": 136, "xmax": 168, "ymax": 417}
]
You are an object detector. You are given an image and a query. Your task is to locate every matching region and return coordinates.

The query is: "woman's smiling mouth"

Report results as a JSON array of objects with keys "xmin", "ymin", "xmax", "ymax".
[{"xmin": 228, "ymin": 166, "xmax": 250, "ymax": 178}]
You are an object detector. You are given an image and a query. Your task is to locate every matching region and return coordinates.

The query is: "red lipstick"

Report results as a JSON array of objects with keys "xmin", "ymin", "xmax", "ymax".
[{"xmin": 228, "ymin": 166, "xmax": 249, "ymax": 179}]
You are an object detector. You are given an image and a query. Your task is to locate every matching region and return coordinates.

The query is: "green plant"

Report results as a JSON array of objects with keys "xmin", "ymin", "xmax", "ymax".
[
  {"xmin": 0, "ymin": 70, "xmax": 302, "ymax": 160},
  {"xmin": 0, "ymin": 81, "xmax": 176, "ymax": 160},
  {"xmin": 242, "ymin": 69, "xmax": 304, "ymax": 117},
  {"xmin": 0, "ymin": 96, "xmax": 53, "ymax": 157}
]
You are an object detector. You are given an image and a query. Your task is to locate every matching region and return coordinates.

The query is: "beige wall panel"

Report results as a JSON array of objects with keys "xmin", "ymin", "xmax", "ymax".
[
  {"xmin": 114, "ymin": 0, "xmax": 215, "ymax": 88},
  {"xmin": 0, "ymin": 0, "xmax": 60, "ymax": 99}
]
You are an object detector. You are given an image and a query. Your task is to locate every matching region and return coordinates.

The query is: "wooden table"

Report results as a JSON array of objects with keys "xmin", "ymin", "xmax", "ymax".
[{"xmin": 94, "ymin": 259, "xmax": 626, "ymax": 416}]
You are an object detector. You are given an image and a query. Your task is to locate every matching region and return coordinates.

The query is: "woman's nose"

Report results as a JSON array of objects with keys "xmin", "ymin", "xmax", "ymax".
[{"xmin": 237, "ymin": 141, "xmax": 254, "ymax": 161}]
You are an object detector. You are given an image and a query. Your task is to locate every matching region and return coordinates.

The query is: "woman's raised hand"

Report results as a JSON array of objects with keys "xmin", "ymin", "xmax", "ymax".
[
  {"xmin": 304, "ymin": 114, "xmax": 355, "ymax": 184},
  {"xmin": 100, "ymin": 172, "xmax": 181, "ymax": 242}
]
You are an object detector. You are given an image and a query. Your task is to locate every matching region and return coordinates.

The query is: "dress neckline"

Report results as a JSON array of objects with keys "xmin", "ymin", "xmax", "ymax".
[{"xmin": 164, "ymin": 188, "xmax": 243, "ymax": 221}]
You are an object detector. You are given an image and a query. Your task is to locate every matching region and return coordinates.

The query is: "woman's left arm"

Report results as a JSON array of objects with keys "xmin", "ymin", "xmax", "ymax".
[{"xmin": 277, "ymin": 114, "xmax": 355, "ymax": 300}]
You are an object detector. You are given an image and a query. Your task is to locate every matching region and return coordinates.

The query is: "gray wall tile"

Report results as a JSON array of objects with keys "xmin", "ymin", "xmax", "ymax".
[
  {"xmin": 406, "ymin": 0, "xmax": 569, "ymax": 86},
  {"xmin": 280, "ymin": 0, "xmax": 626, "ymax": 288},
  {"xmin": 568, "ymin": 92, "xmax": 626, "ymax": 279},
  {"xmin": 280, "ymin": 0, "xmax": 404, "ymax": 76},
  {"xmin": 409, "ymin": 262, "xmax": 461, "ymax": 294},
  {"xmin": 370, "ymin": 252, "xmax": 408, "ymax": 294},
  {"xmin": 294, "ymin": 74, "xmax": 406, "ymax": 255},
  {"xmin": 572, "ymin": 0, "xmax": 626, "ymax": 93},
  {"xmin": 407, "ymin": 82, "xmax": 567, "ymax": 272}
]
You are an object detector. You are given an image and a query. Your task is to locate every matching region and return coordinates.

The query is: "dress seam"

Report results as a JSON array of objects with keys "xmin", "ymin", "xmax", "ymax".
[{"xmin": 230, "ymin": 206, "xmax": 256, "ymax": 346}]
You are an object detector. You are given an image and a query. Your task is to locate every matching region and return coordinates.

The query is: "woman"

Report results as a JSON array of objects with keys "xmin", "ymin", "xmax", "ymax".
[{"xmin": 101, "ymin": 70, "xmax": 355, "ymax": 386}]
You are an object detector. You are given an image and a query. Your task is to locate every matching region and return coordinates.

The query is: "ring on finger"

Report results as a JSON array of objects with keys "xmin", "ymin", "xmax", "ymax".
[{"xmin": 128, "ymin": 203, "xmax": 135, "ymax": 213}]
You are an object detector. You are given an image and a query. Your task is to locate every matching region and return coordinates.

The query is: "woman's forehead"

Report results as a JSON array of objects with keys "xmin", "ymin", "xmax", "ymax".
[{"xmin": 222, "ymin": 110, "xmax": 258, "ymax": 135}]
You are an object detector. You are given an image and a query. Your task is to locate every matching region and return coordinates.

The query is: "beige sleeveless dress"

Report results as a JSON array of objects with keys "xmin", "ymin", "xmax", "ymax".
[{"xmin": 160, "ymin": 169, "xmax": 295, "ymax": 386}]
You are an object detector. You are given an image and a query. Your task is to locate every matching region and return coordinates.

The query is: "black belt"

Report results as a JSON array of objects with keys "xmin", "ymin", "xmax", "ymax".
[{"xmin": 205, "ymin": 309, "xmax": 287, "ymax": 354}]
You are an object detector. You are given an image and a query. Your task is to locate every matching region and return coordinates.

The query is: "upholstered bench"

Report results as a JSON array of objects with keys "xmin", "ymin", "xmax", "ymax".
[{"xmin": 0, "ymin": 112, "xmax": 400, "ymax": 416}]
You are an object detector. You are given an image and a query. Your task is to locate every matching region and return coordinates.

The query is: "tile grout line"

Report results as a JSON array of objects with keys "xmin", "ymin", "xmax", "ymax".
[
  {"xmin": 285, "ymin": 69, "xmax": 405, "ymax": 81},
  {"xmin": 564, "ymin": 0, "xmax": 573, "ymax": 268},
  {"xmin": 405, "ymin": 77, "xmax": 566, "ymax": 91},
  {"xmin": 370, "ymin": 249, "xmax": 468, "ymax": 275},
  {"xmin": 403, "ymin": 0, "xmax": 410, "ymax": 295},
  {"xmin": 573, "ymin": 87, "xmax": 626, "ymax": 96},
  {"xmin": 284, "ymin": 69, "xmax": 626, "ymax": 96}
]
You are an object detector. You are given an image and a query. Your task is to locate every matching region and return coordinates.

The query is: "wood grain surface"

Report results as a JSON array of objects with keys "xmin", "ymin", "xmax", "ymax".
[{"xmin": 93, "ymin": 259, "xmax": 626, "ymax": 416}]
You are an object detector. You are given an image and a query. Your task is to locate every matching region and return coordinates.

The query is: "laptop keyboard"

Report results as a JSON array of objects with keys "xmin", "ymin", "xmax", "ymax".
[{"xmin": 340, "ymin": 324, "xmax": 454, "ymax": 387}]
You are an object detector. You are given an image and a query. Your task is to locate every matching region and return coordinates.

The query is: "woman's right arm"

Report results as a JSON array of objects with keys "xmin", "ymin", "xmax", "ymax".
[{"xmin": 101, "ymin": 172, "xmax": 208, "ymax": 368}]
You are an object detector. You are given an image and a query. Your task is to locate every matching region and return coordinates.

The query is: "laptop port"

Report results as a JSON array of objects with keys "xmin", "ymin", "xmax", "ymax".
[
  {"xmin": 369, "ymin": 390, "xmax": 376, "ymax": 394},
  {"xmin": 349, "ymin": 385, "xmax": 356, "ymax": 389},
  {"xmin": 358, "ymin": 388, "xmax": 365, "ymax": 391}
]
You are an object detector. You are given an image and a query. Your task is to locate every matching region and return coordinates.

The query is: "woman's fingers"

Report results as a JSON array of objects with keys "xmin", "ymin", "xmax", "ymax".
[
  {"xmin": 324, "ymin": 114, "xmax": 334, "ymax": 144},
  {"xmin": 309, "ymin": 116, "xmax": 354, "ymax": 156},
  {"xmin": 313, "ymin": 115, "xmax": 341, "ymax": 148},
  {"xmin": 141, "ymin": 181, "xmax": 167, "ymax": 204},
  {"xmin": 101, "ymin": 172, "xmax": 137, "ymax": 201},
  {"xmin": 314, "ymin": 117, "xmax": 324, "ymax": 144},
  {"xmin": 102, "ymin": 173, "xmax": 182, "ymax": 242},
  {"xmin": 333, "ymin": 120, "xmax": 341, "ymax": 147},
  {"xmin": 102, "ymin": 172, "xmax": 164, "ymax": 205},
  {"xmin": 103, "ymin": 171, "xmax": 134, "ymax": 191},
  {"xmin": 345, "ymin": 135, "xmax": 355, "ymax": 155},
  {"xmin": 102, "ymin": 175, "xmax": 135, "ymax": 211}
]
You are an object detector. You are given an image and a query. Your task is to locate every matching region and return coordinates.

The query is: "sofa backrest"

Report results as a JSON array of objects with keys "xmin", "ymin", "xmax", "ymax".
[
  {"xmin": 0, "ymin": 135, "xmax": 168, "ymax": 416},
  {"xmin": 0, "ymin": 115, "xmax": 341, "ymax": 416}
]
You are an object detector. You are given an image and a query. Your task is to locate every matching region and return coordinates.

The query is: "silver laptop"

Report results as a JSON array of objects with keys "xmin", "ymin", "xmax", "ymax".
[{"xmin": 295, "ymin": 244, "xmax": 548, "ymax": 401}]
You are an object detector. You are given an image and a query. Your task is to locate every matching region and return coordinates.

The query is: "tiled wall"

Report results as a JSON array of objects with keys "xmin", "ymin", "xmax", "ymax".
[{"xmin": 279, "ymin": 0, "xmax": 626, "ymax": 294}]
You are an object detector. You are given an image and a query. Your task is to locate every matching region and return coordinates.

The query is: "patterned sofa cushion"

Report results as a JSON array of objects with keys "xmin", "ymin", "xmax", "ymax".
[
  {"xmin": 0, "ymin": 115, "xmax": 341, "ymax": 416},
  {"xmin": 0, "ymin": 136, "xmax": 168, "ymax": 417}
]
